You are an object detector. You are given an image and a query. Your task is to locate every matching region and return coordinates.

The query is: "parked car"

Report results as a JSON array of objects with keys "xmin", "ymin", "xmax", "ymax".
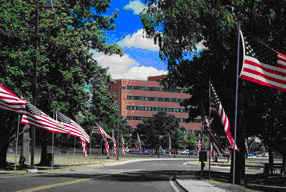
[
  {"xmin": 248, "ymin": 153, "xmax": 255, "ymax": 157},
  {"xmin": 162, "ymin": 149, "xmax": 169, "ymax": 153},
  {"xmin": 143, "ymin": 149, "xmax": 151, "ymax": 153},
  {"xmin": 180, "ymin": 150, "xmax": 190, "ymax": 155}
]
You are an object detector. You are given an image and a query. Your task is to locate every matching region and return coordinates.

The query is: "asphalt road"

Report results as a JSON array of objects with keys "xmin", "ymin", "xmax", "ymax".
[{"xmin": 1, "ymin": 159, "xmax": 195, "ymax": 192}]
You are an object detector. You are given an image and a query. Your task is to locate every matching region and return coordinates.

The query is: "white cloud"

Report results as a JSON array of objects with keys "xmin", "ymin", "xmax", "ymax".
[
  {"xmin": 119, "ymin": 29, "xmax": 160, "ymax": 51},
  {"xmin": 94, "ymin": 53, "xmax": 139, "ymax": 80},
  {"xmin": 93, "ymin": 52, "xmax": 167, "ymax": 80},
  {"xmin": 123, "ymin": 0, "xmax": 147, "ymax": 15},
  {"xmin": 122, "ymin": 66, "xmax": 168, "ymax": 80}
]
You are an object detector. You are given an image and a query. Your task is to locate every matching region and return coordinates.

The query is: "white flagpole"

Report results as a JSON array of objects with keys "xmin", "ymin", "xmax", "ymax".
[
  {"xmin": 233, "ymin": 23, "xmax": 241, "ymax": 184},
  {"xmin": 14, "ymin": 113, "xmax": 21, "ymax": 172}
]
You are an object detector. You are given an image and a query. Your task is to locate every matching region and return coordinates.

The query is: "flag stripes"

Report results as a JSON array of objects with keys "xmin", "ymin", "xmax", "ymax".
[
  {"xmin": 210, "ymin": 84, "xmax": 238, "ymax": 151},
  {"xmin": 240, "ymin": 31, "xmax": 286, "ymax": 92},
  {"xmin": 21, "ymin": 102, "xmax": 69, "ymax": 134},
  {"xmin": 113, "ymin": 138, "xmax": 117, "ymax": 157},
  {"xmin": 56, "ymin": 111, "xmax": 90, "ymax": 143},
  {"xmin": 121, "ymin": 134, "xmax": 125, "ymax": 156},
  {"xmin": 0, "ymin": 85, "xmax": 26, "ymax": 114},
  {"xmin": 104, "ymin": 139, "xmax": 110, "ymax": 158},
  {"xmin": 203, "ymin": 116, "xmax": 223, "ymax": 154},
  {"xmin": 56, "ymin": 111, "xmax": 90, "ymax": 157},
  {"xmin": 92, "ymin": 124, "xmax": 112, "ymax": 140},
  {"xmin": 169, "ymin": 133, "xmax": 171, "ymax": 155},
  {"xmin": 137, "ymin": 132, "xmax": 142, "ymax": 153}
]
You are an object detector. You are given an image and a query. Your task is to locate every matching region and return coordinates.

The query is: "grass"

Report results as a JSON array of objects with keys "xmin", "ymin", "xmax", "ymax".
[{"xmin": 2, "ymin": 154, "xmax": 140, "ymax": 176}]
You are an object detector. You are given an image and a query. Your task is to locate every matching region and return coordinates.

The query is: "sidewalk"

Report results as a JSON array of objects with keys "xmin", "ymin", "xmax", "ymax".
[{"xmin": 176, "ymin": 179, "xmax": 226, "ymax": 192}]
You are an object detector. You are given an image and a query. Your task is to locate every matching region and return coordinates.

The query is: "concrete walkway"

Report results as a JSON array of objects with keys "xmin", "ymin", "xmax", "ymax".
[{"xmin": 176, "ymin": 179, "xmax": 226, "ymax": 192}]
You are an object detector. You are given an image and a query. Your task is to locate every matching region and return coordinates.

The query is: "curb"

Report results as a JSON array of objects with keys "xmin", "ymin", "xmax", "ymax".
[{"xmin": 174, "ymin": 176, "xmax": 189, "ymax": 192}]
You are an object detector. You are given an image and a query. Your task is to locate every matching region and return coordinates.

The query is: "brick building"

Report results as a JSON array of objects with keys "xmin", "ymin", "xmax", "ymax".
[{"xmin": 108, "ymin": 75, "xmax": 201, "ymax": 134}]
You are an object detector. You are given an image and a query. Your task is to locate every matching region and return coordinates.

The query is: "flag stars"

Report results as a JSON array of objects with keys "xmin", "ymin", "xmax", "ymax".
[
  {"xmin": 26, "ymin": 102, "xmax": 41, "ymax": 116},
  {"xmin": 244, "ymin": 35, "xmax": 277, "ymax": 66}
]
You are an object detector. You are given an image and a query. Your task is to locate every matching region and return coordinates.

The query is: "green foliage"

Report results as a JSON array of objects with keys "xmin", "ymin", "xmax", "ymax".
[
  {"xmin": 135, "ymin": 112, "xmax": 184, "ymax": 149},
  {"xmin": 0, "ymin": 0, "xmax": 123, "ymax": 165},
  {"xmin": 141, "ymin": 0, "xmax": 286, "ymax": 155},
  {"xmin": 183, "ymin": 132, "xmax": 198, "ymax": 151}
]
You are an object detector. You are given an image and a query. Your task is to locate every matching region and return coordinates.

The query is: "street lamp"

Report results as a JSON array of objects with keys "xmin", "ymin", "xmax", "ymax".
[{"xmin": 31, "ymin": 0, "xmax": 53, "ymax": 168}]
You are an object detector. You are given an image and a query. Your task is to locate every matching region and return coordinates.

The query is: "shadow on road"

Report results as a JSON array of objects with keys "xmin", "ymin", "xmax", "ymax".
[{"xmin": 38, "ymin": 169, "xmax": 286, "ymax": 192}]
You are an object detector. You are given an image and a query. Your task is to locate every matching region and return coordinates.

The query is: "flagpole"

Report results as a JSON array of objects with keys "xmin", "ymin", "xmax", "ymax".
[
  {"xmin": 233, "ymin": 23, "xmax": 241, "ymax": 185},
  {"xmin": 73, "ymin": 137, "xmax": 76, "ymax": 164},
  {"xmin": 101, "ymin": 139, "xmax": 103, "ymax": 159},
  {"xmin": 51, "ymin": 109, "xmax": 55, "ymax": 170},
  {"xmin": 89, "ymin": 128, "xmax": 92, "ymax": 159},
  {"xmin": 208, "ymin": 76, "xmax": 211, "ymax": 179},
  {"xmin": 14, "ymin": 114, "xmax": 21, "ymax": 172}
]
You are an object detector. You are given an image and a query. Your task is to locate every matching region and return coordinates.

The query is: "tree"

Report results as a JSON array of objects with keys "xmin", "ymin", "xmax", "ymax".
[
  {"xmin": 183, "ymin": 132, "xmax": 198, "ymax": 156},
  {"xmin": 0, "ymin": 0, "xmax": 122, "ymax": 167},
  {"xmin": 141, "ymin": 0, "xmax": 286, "ymax": 184},
  {"xmin": 135, "ymin": 112, "xmax": 184, "ymax": 156}
]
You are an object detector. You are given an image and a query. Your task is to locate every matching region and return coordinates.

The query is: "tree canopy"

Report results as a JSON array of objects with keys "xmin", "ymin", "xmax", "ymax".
[
  {"xmin": 135, "ymin": 112, "xmax": 184, "ymax": 151},
  {"xmin": 141, "ymin": 0, "xmax": 286, "ymax": 183},
  {"xmin": 0, "ymin": 0, "xmax": 123, "ymax": 167}
]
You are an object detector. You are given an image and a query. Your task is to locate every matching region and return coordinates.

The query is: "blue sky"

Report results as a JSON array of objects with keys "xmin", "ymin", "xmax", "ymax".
[{"xmin": 92, "ymin": 0, "xmax": 168, "ymax": 80}]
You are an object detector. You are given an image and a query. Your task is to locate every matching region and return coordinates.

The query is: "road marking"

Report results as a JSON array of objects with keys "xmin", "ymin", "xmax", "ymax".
[
  {"xmin": 17, "ymin": 178, "xmax": 90, "ymax": 192},
  {"xmin": 170, "ymin": 176, "xmax": 180, "ymax": 192}
]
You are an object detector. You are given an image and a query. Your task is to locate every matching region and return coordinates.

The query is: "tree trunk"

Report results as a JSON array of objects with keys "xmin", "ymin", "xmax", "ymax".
[
  {"xmin": 280, "ymin": 153, "xmax": 286, "ymax": 177},
  {"xmin": 230, "ymin": 114, "xmax": 246, "ymax": 185},
  {"xmin": 269, "ymin": 148, "xmax": 273, "ymax": 175},
  {"xmin": 19, "ymin": 125, "xmax": 30, "ymax": 167},
  {"xmin": 37, "ymin": 132, "xmax": 49, "ymax": 166},
  {"xmin": 0, "ymin": 113, "xmax": 17, "ymax": 168},
  {"xmin": 0, "ymin": 132, "xmax": 10, "ymax": 168},
  {"xmin": 229, "ymin": 79, "xmax": 247, "ymax": 185}
]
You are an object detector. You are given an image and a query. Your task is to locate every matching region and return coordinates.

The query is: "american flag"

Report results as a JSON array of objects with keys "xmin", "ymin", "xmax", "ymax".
[
  {"xmin": 197, "ymin": 140, "xmax": 202, "ymax": 152},
  {"xmin": 202, "ymin": 116, "xmax": 223, "ymax": 154},
  {"xmin": 21, "ymin": 102, "xmax": 69, "ymax": 134},
  {"xmin": 112, "ymin": 138, "xmax": 117, "ymax": 157},
  {"xmin": 121, "ymin": 134, "xmax": 125, "ymax": 156},
  {"xmin": 137, "ymin": 132, "xmax": 142, "ymax": 154},
  {"xmin": 92, "ymin": 123, "xmax": 112, "ymax": 140},
  {"xmin": 210, "ymin": 84, "xmax": 239, "ymax": 151},
  {"xmin": 168, "ymin": 133, "xmax": 172, "ymax": 156},
  {"xmin": 56, "ymin": 111, "xmax": 90, "ymax": 157},
  {"xmin": 245, "ymin": 139, "xmax": 249, "ymax": 154},
  {"xmin": 104, "ymin": 139, "xmax": 110, "ymax": 158},
  {"xmin": 240, "ymin": 31, "xmax": 286, "ymax": 92},
  {"xmin": 0, "ymin": 85, "xmax": 26, "ymax": 114},
  {"xmin": 210, "ymin": 100, "xmax": 217, "ymax": 114}
]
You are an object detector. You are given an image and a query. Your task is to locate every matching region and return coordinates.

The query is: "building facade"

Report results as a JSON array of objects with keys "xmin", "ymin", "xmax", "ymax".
[{"xmin": 108, "ymin": 75, "xmax": 201, "ymax": 134}]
